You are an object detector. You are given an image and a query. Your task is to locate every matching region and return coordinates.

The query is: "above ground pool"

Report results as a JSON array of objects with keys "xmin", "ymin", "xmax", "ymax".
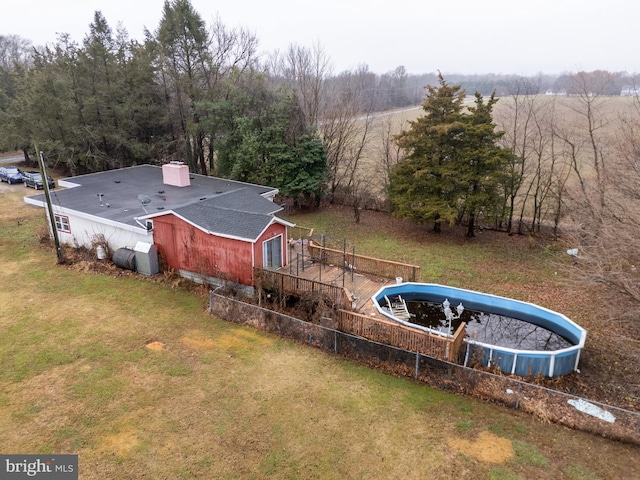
[{"xmin": 372, "ymin": 283, "xmax": 587, "ymax": 377}]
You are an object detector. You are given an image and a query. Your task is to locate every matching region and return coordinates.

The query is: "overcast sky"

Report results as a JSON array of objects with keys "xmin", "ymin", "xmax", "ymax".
[{"xmin": 1, "ymin": 0, "xmax": 636, "ymax": 75}]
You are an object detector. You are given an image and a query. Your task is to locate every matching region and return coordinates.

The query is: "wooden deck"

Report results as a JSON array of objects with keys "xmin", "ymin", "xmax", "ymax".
[{"xmin": 285, "ymin": 246, "xmax": 394, "ymax": 313}]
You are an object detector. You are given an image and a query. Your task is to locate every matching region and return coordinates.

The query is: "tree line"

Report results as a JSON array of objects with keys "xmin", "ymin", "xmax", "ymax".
[
  {"xmin": 1, "ymin": 1, "xmax": 639, "ymax": 320},
  {"xmin": 493, "ymin": 74, "xmax": 640, "ymax": 321},
  {"xmin": 0, "ymin": 1, "xmax": 421, "ymax": 206},
  {"xmin": 387, "ymin": 71, "xmax": 640, "ymax": 323}
]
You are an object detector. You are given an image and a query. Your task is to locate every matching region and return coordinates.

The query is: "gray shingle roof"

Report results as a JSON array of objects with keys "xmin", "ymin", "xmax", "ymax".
[
  {"xmin": 197, "ymin": 188, "xmax": 282, "ymax": 215},
  {"xmin": 26, "ymin": 165, "xmax": 285, "ymax": 239},
  {"xmin": 173, "ymin": 202, "xmax": 277, "ymax": 240}
]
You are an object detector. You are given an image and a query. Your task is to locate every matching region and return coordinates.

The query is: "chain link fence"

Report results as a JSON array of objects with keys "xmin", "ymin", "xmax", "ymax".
[{"xmin": 209, "ymin": 291, "xmax": 640, "ymax": 445}]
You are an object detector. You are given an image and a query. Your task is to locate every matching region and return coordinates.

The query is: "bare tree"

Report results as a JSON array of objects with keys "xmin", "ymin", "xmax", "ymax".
[
  {"xmin": 267, "ymin": 42, "xmax": 331, "ymax": 127},
  {"xmin": 561, "ymin": 71, "xmax": 613, "ymax": 222},
  {"xmin": 375, "ymin": 112, "xmax": 406, "ymax": 196},
  {"xmin": 320, "ymin": 68, "xmax": 374, "ymax": 204},
  {"xmin": 496, "ymin": 75, "xmax": 609, "ymax": 238},
  {"xmin": 156, "ymin": 3, "xmax": 258, "ymax": 174},
  {"xmin": 0, "ymin": 34, "xmax": 32, "ymax": 70},
  {"xmin": 554, "ymin": 74, "xmax": 640, "ymax": 325},
  {"xmin": 572, "ymin": 91, "xmax": 640, "ymax": 303},
  {"xmin": 496, "ymin": 76, "xmax": 542, "ymax": 232},
  {"xmin": 347, "ymin": 169, "xmax": 377, "ymax": 223},
  {"xmin": 545, "ymin": 120, "xmax": 572, "ymax": 239},
  {"xmin": 496, "ymin": 77, "xmax": 572, "ymax": 235}
]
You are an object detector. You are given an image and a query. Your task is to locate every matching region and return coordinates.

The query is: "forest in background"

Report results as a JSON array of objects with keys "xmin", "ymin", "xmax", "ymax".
[
  {"xmin": 1, "ymin": 1, "xmax": 638, "ymax": 183},
  {"xmin": 1, "ymin": 0, "xmax": 639, "ymax": 327}
]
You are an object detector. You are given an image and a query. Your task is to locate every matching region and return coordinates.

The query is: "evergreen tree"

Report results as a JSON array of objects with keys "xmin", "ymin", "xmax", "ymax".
[
  {"xmin": 213, "ymin": 81, "xmax": 327, "ymax": 206},
  {"xmin": 11, "ymin": 18, "xmax": 170, "ymax": 174},
  {"xmin": 389, "ymin": 74, "xmax": 466, "ymax": 232},
  {"xmin": 79, "ymin": 11, "xmax": 124, "ymax": 170},
  {"xmin": 20, "ymin": 37, "xmax": 83, "ymax": 168},
  {"xmin": 156, "ymin": 0, "xmax": 210, "ymax": 173},
  {"xmin": 0, "ymin": 36, "xmax": 32, "ymax": 159},
  {"xmin": 458, "ymin": 92, "xmax": 514, "ymax": 236},
  {"xmin": 389, "ymin": 74, "xmax": 512, "ymax": 236},
  {"xmin": 113, "ymin": 32, "xmax": 173, "ymax": 165}
]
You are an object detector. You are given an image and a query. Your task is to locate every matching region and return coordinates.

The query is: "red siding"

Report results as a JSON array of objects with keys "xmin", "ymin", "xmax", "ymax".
[
  {"xmin": 254, "ymin": 223, "xmax": 289, "ymax": 269},
  {"xmin": 153, "ymin": 214, "xmax": 287, "ymax": 286}
]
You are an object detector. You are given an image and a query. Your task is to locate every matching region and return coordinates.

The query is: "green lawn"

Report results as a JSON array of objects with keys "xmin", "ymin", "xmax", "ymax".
[
  {"xmin": 285, "ymin": 207, "xmax": 559, "ymax": 297},
  {"xmin": 1, "ymin": 186, "xmax": 637, "ymax": 479}
]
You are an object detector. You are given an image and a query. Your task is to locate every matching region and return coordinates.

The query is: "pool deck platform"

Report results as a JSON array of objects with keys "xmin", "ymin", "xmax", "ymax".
[{"xmin": 283, "ymin": 254, "xmax": 394, "ymax": 314}]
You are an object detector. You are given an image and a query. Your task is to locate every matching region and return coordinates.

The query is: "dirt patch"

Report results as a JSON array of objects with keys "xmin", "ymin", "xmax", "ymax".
[
  {"xmin": 447, "ymin": 431, "xmax": 514, "ymax": 464},
  {"xmin": 99, "ymin": 429, "xmax": 141, "ymax": 457},
  {"xmin": 145, "ymin": 341, "xmax": 165, "ymax": 351},
  {"xmin": 180, "ymin": 329, "xmax": 274, "ymax": 351}
]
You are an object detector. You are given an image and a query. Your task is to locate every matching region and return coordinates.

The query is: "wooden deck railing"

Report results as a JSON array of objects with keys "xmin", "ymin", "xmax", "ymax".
[
  {"xmin": 449, "ymin": 322, "xmax": 467, "ymax": 362},
  {"xmin": 307, "ymin": 239, "xmax": 421, "ymax": 282},
  {"xmin": 336, "ymin": 309, "xmax": 466, "ymax": 362},
  {"xmin": 254, "ymin": 268, "xmax": 353, "ymax": 310},
  {"xmin": 287, "ymin": 225, "xmax": 314, "ymax": 241},
  {"xmin": 253, "ymin": 268, "xmax": 466, "ymax": 361}
]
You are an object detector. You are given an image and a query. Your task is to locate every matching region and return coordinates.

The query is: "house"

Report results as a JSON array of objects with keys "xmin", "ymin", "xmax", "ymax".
[
  {"xmin": 24, "ymin": 163, "xmax": 293, "ymax": 286},
  {"xmin": 621, "ymin": 86, "xmax": 640, "ymax": 96}
]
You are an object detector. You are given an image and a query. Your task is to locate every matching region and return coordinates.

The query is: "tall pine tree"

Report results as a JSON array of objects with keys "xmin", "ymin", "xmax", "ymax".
[
  {"xmin": 388, "ymin": 74, "xmax": 513, "ymax": 236},
  {"xmin": 458, "ymin": 92, "xmax": 514, "ymax": 236},
  {"xmin": 389, "ymin": 74, "xmax": 466, "ymax": 232}
]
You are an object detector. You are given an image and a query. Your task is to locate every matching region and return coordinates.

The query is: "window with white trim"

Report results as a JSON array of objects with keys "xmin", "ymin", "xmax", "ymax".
[{"xmin": 54, "ymin": 214, "xmax": 71, "ymax": 233}]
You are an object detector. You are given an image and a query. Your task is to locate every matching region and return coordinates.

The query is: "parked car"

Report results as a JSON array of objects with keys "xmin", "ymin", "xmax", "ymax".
[
  {"xmin": 0, "ymin": 166, "xmax": 23, "ymax": 184},
  {"xmin": 22, "ymin": 171, "xmax": 55, "ymax": 190}
]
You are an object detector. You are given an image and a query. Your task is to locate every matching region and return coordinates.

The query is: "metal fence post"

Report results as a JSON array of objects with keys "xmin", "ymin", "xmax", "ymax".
[
  {"xmin": 415, "ymin": 352, "xmax": 420, "ymax": 380},
  {"xmin": 352, "ymin": 245, "xmax": 355, "ymax": 282}
]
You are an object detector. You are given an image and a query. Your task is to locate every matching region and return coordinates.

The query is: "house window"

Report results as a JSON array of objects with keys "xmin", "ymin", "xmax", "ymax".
[
  {"xmin": 54, "ymin": 214, "xmax": 70, "ymax": 233},
  {"xmin": 263, "ymin": 235, "xmax": 283, "ymax": 270}
]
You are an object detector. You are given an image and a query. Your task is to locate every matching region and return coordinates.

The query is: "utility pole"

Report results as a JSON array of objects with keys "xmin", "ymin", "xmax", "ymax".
[{"xmin": 36, "ymin": 147, "xmax": 64, "ymax": 264}]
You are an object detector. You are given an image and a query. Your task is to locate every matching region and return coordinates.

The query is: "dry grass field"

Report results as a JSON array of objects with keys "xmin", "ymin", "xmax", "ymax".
[
  {"xmin": 351, "ymin": 94, "xmax": 638, "ymax": 208},
  {"xmin": 1, "ymin": 161, "xmax": 639, "ymax": 478}
]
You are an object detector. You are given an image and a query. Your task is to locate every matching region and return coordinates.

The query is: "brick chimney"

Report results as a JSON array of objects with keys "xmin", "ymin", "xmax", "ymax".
[{"xmin": 162, "ymin": 162, "xmax": 191, "ymax": 187}]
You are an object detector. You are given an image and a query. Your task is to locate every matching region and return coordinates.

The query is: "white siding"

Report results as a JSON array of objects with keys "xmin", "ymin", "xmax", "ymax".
[
  {"xmin": 48, "ymin": 213, "xmax": 152, "ymax": 251},
  {"xmin": 24, "ymin": 197, "xmax": 152, "ymax": 251}
]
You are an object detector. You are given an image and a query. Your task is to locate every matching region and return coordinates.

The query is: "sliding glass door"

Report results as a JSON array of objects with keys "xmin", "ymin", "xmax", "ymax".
[{"xmin": 263, "ymin": 235, "xmax": 283, "ymax": 270}]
